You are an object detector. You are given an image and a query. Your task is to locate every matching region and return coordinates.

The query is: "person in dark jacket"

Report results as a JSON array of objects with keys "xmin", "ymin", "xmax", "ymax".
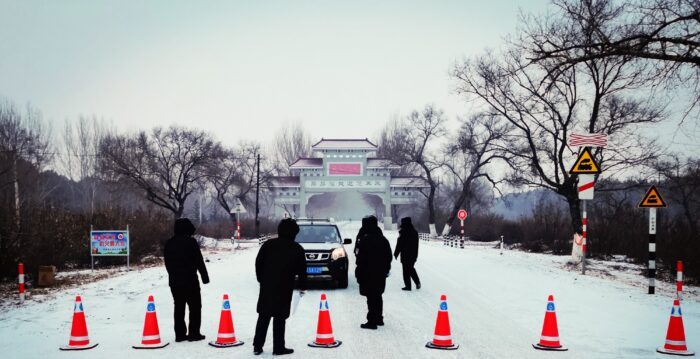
[
  {"xmin": 354, "ymin": 217, "xmax": 371, "ymax": 256},
  {"xmin": 355, "ymin": 216, "xmax": 392, "ymax": 329},
  {"xmin": 394, "ymin": 217, "xmax": 421, "ymax": 291},
  {"xmin": 253, "ymin": 218, "xmax": 307, "ymax": 356},
  {"xmin": 164, "ymin": 218, "xmax": 209, "ymax": 342}
]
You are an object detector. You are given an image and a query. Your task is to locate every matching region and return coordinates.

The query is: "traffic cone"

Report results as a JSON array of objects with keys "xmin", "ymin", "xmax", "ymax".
[
  {"xmin": 133, "ymin": 295, "xmax": 169, "ymax": 349},
  {"xmin": 60, "ymin": 296, "xmax": 98, "ymax": 350},
  {"xmin": 308, "ymin": 293, "xmax": 342, "ymax": 348},
  {"xmin": 532, "ymin": 295, "xmax": 567, "ymax": 351},
  {"xmin": 657, "ymin": 298, "xmax": 694, "ymax": 356},
  {"xmin": 209, "ymin": 294, "xmax": 244, "ymax": 348},
  {"xmin": 426, "ymin": 294, "xmax": 459, "ymax": 350}
]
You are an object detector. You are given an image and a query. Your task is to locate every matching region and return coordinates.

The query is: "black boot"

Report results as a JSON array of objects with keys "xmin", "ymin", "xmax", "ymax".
[
  {"xmin": 361, "ymin": 322, "xmax": 378, "ymax": 329},
  {"xmin": 273, "ymin": 348, "xmax": 294, "ymax": 355},
  {"xmin": 401, "ymin": 287, "xmax": 411, "ymax": 291},
  {"xmin": 254, "ymin": 347, "xmax": 263, "ymax": 355},
  {"xmin": 187, "ymin": 333, "xmax": 205, "ymax": 341}
]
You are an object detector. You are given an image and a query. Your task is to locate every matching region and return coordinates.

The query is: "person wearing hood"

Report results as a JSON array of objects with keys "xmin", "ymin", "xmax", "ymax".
[
  {"xmin": 164, "ymin": 218, "xmax": 209, "ymax": 342},
  {"xmin": 354, "ymin": 217, "xmax": 371, "ymax": 256},
  {"xmin": 394, "ymin": 217, "xmax": 421, "ymax": 291},
  {"xmin": 354, "ymin": 216, "xmax": 392, "ymax": 329},
  {"xmin": 253, "ymin": 218, "xmax": 307, "ymax": 356}
]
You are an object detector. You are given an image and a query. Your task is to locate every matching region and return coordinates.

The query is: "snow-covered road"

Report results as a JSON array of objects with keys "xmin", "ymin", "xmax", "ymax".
[{"xmin": 1, "ymin": 221, "xmax": 697, "ymax": 358}]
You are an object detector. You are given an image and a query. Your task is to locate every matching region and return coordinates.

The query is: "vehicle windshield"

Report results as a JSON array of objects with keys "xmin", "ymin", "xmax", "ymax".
[{"xmin": 295, "ymin": 225, "xmax": 341, "ymax": 243}]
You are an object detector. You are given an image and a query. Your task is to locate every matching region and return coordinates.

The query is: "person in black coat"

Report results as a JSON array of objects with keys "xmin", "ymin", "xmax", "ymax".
[
  {"xmin": 164, "ymin": 218, "xmax": 209, "ymax": 342},
  {"xmin": 253, "ymin": 218, "xmax": 307, "ymax": 356},
  {"xmin": 355, "ymin": 216, "xmax": 392, "ymax": 329},
  {"xmin": 394, "ymin": 217, "xmax": 421, "ymax": 291},
  {"xmin": 354, "ymin": 217, "xmax": 371, "ymax": 256}
]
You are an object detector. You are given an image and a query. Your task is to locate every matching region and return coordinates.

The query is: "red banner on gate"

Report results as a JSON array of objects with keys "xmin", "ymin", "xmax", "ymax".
[{"xmin": 328, "ymin": 163, "xmax": 361, "ymax": 175}]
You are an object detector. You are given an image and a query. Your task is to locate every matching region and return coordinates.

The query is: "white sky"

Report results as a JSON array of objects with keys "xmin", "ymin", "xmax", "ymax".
[
  {"xmin": 0, "ymin": 0, "xmax": 553, "ymax": 146},
  {"xmin": 1, "ymin": 0, "xmax": 696, "ymax": 155}
]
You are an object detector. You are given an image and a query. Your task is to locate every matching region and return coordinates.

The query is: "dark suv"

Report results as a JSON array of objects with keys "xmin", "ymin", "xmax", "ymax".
[{"xmin": 295, "ymin": 219, "xmax": 351, "ymax": 288}]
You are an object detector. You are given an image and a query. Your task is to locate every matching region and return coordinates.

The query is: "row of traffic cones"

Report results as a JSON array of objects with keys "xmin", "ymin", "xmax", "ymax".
[
  {"xmin": 59, "ymin": 292, "xmax": 694, "ymax": 355},
  {"xmin": 424, "ymin": 294, "xmax": 694, "ymax": 356},
  {"xmin": 59, "ymin": 294, "xmax": 243, "ymax": 351}
]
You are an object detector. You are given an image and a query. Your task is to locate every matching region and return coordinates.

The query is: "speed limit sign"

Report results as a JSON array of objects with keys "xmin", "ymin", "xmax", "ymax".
[{"xmin": 458, "ymin": 209, "xmax": 468, "ymax": 221}]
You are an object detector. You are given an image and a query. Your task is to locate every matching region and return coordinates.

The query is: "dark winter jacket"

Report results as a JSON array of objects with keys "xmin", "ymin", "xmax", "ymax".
[
  {"xmin": 354, "ymin": 217, "xmax": 371, "ymax": 256},
  {"xmin": 164, "ymin": 218, "xmax": 209, "ymax": 288},
  {"xmin": 394, "ymin": 217, "xmax": 419, "ymax": 263},
  {"xmin": 255, "ymin": 219, "xmax": 307, "ymax": 318},
  {"xmin": 355, "ymin": 219, "xmax": 392, "ymax": 296}
]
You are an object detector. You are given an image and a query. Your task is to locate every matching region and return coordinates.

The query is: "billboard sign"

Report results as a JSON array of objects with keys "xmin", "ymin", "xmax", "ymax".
[{"xmin": 90, "ymin": 230, "xmax": 129, "ymax": 256}]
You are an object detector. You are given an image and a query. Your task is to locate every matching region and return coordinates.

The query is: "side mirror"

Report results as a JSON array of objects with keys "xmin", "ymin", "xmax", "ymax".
[{"xmin": 343, "ymin": 238, "xmax": 352, "ymax": 245}]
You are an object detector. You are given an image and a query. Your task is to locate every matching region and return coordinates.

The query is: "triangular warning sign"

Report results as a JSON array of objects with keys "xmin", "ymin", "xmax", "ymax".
[
  {"xmin": 638, "ymin": 186, "xmax": 667, "ymax": 208},
  {"xmin": 569, "ymin": 148, "xmax": 600, "ymax": 174}
]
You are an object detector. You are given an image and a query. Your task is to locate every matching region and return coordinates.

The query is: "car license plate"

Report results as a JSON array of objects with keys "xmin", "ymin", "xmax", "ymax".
[{"xmin": 307, "ymin": 267, "xmax": 323, "ymax": 274}]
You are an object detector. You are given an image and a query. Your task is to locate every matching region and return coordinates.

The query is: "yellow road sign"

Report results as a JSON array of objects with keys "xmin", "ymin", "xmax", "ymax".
[
  {"xmin": 569, "ymin": 148, "xmax": 601, "ymax": 174},
  {"xmin": 638, "ymin": 186, "xmax": 667, "ymax": 208}
]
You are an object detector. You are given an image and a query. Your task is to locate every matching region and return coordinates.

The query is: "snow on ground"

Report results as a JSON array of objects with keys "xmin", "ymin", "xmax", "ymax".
[{"xmin": 0, "ymin": 220, "xmax": 697, "ymax": 358}]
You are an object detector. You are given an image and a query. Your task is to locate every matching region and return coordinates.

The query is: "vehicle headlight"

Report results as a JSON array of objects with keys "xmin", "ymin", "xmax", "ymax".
[{"xmin": 331, "ymin": 248, "xmax": 346, "ymax": 260}]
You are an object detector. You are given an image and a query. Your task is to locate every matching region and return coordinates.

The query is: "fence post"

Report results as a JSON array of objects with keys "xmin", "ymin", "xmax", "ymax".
[{"xmin": 18, "ymin": 262, "xmax": 25, "ymax": 304}]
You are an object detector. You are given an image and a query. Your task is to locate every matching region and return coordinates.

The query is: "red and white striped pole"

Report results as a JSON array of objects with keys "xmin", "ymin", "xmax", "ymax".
[
  {"xmin": 677, "ymin": 260, "xmax": 683, "ymax": 299},
  {"xmin": 581, "ymin": 201, "xmax": 587, "ymax": 275},
  {"xmin": 18, "ymin": 262, "xmax": 25, "ymax": 304},
  {"xmin": 236, "ymin": 210, "xmax": 241, "ymax": 241},
  {"xmin": 460, "ymin": 219, "xmax": 464, "ymax": 247}
]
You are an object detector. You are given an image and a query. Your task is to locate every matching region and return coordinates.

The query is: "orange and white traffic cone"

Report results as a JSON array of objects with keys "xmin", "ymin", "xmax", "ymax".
[
  {"xmin": 657, "ymin": 298, "xmax": 694, "ymax": 356},
  {"xmin": 308, "ymin": 293, "xmax": 342, "ymax": 348},
  {"xmin": 209, "ymin": 294, "xmax": 244, "ymax": 348},
  {"xmin": 532, "ymin": 295, "xmax": 567, "ymax": 351},
  {"xmin": 60, "ymin": 296, "xmax": 98, "ymax": 350},
  {"xmin": 426, "ymin": 294, "xmax": 458, "ymax": 350},
  {"xmin": 133, "ymin": 295, "xmax": 169, "ymax": 349}
]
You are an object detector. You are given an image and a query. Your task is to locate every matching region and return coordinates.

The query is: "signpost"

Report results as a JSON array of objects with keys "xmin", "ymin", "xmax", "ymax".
[
  {"xmin": 231, "ymin": 198, "xmax": 247, "ymax": 247},
  {"xmin": 569, "ymin": 147, "xmax": 601, "ymax": 275},
  {"xmin": 90, "ymin": 226, "xmax": 130, "ymax": 270},
  {"xmin": 638, "ymin": 185, "xmax": 667, "ymax": 294},
  {"xmin": 458, "ymin": 209, "xmax": 468, "ymax": 249}
]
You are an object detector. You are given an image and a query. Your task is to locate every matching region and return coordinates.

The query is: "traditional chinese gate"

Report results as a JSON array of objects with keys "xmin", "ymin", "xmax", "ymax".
[{"xmin": 268, "ymin": 138, "xmax": 428, "ymax": 227}]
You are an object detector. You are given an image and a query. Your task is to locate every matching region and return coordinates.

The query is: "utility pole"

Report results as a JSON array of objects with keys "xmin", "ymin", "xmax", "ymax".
[{"xmin": 255, "ymin": 153, "xmax": 261, "ymax": 237}]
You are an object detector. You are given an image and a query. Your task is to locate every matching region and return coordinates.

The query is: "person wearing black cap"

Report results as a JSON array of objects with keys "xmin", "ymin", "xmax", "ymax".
[
  {"xmin": 164, "ymin": 218, "xmax": 210, "ymax": 342},
  {"xmin": 253, "ymin": 218, "xmax": 307, "ymax": 356},
  {"xmin": 394, "ymin": 217, "xmax": 421, "ymax": 291},
  {"xmin": 355, "ymin": 215, "xmax": 392, "ymax": 329}
]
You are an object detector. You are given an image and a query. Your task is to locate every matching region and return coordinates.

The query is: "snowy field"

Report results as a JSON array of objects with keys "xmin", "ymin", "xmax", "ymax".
[{"xmin": 0, "ymin": 221, "xmax": 697, "ymax": 358}]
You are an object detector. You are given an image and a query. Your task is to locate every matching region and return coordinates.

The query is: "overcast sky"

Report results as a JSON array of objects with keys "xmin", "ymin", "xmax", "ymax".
[
  {"xmin": 1, "ymin": 0, "xmax": 697, "ymax": 154},
  {"xmin": 0, "ymin": 0, "xmax": 554, "ymax": 144}
]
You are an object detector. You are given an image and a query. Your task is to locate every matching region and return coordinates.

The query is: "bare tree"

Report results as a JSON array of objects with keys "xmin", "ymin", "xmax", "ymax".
[
  {"xmin": 100, "ymin": 126, "xmax": 221, "ymax": 218},
  {"xmin": 208, "ymin": 141, "xmax": 273, "ymax": 227},
  {"xmin": 61, "ymin": 116, "xmax": 109, "ymax": 217},
  {"xmin": 273, "ymin": 121, "xmax": 312, "ymax": 173},
  {"xmin": 528, "ymin": 0, "xmax": 700, "ymax": 115},
  {"xmin": 378, "ymin": 105, "xmax": 446, "ymax": 235},
  {"xmin": 452, "ymin": 16, "xmax": 664, "ymax": 233},
  {"xmin": 441, "ymin": 113, "xmax": 511, "ymax": 235},
  {"xmin": 655, "ymin": 155, "xmax": 700, "ymax": 240},
  {"xmin": 0, "ymin": 100, "xmax": 51, "ymax": 255}
]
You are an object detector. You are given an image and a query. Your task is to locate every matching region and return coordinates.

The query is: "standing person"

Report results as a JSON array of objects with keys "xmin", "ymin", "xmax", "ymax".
[
  {"xmin": 355, "ymin": 216, "xmax": 392, "ymax": 329},
  {"xmin": 394, "ymin": 217, "xmax": 421, "ymax": 291},
  {"xmin": 164, "ymin": 218, "xmax": 210, "ymax": 342},
  {"xmin": 253, "ymin": 218, "xmax": 307, "ymax": 356},
  {"xmin": 354, "ymin": 217, "xmax": 371, "ymax": 256}
]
